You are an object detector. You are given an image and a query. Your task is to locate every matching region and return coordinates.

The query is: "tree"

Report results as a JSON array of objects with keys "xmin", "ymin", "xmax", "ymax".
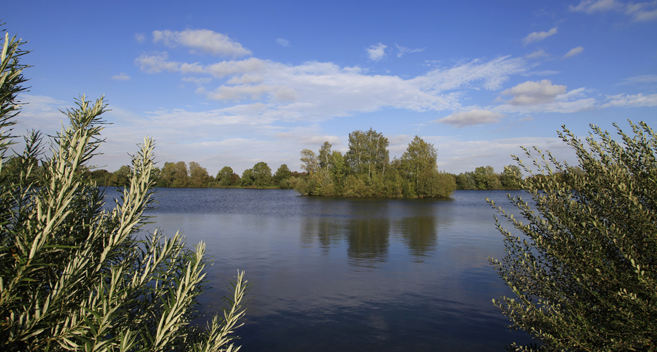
[
  {"xmin": 273, "ymin": 164, "xmax": 292, "ymax": 185},
  {"xmin": 300, "ymin": 149, "xmax": 318, "ymax": 176},
  {"xmin": 500, "ymin": 164, "xmax": 522, "ymax": 189},
  {"xmin": 217, "ymin": 166, "xmax": 235, "ymax": 186},
  {"xmin": 0, "ymin": 29, "xmax": 248, "ymax": 351},
  {"xmin": 252, "ymin": 161, "xmax": 272, "ymax": 187},
  {"xmin": 241, "ymin": 168, "xmax": 254, "ymax": 187},
  {"xmin": 488, "ymin": 122, "xmax": 657, "ymax": 351},
  {"xmin": 161, "ymin": 161, "xmax": 189, "ymax": 187},
  {"xmin": 318, "ymin": 141, "xmax": 332, "ymax": 170},
  {"xmin": 110, "ymin": 165, "xmax": 131, "ymax": 186},
  {"xmin": 346, "ymin": 128, "xmax": 389, "ymax": 178},
  {"xmin": 473, "ymin": 165, "xmax": 498, "ymax": 190},
  {"xmin": 188, "ymin": 161, "xmax": 211, "ymax": 188}
]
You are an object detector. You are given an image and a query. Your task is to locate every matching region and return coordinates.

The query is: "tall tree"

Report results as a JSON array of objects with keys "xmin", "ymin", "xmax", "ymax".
[
  {"xmin": 489, "ymin": 122, "xmax": 657, "ymax": 351},
  {"xmin": 273, "ymin": 164, "xmax": 292, "ymax": 185},
  {"xmin": 161, "ymin": 161, "xmax": 189, "ymax": 187},
  {"xmin": 217, "ymin": 166, "xmax": 234, "ymax": 186},
  {"xmin": 300, "ymin": 149, "xmax": 318, "ymax": 176},
  {"xmin": 318, "ymin": 141, "xmax": 332, "ymax": 170},
  {"xmin": 401, "ymin": 136, "xmax": 437, "ymax": 191},
  {"xmin": 252, "ymin": 161, "xmax": 272, "ymax": 187},
  {"xmin": 346, "ymin": 128, "xmax": 389, "ymax": 178},
  {"xmin": 241, "ymin": 168, "xmax": 254, "ymax": 187},
  {"xmin": 188, "ymin": 161, "xmax": 211, "ymax": 188}
]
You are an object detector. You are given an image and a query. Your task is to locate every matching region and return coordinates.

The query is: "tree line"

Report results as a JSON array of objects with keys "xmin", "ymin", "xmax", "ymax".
[{"xmin": 83, "ymin": 161, "xmax": 307, "ymax": 189}]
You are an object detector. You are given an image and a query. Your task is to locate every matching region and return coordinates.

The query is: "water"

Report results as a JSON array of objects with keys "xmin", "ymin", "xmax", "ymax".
[{"xmin": 105, "ymin": 188, "xmax": 535, "ymax": 351}]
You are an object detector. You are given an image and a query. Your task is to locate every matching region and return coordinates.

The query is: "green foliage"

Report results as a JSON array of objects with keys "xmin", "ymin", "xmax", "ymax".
[
  {"xmin": 240, "ymin": 168, "xmax": 254, "ymax": 187},
  {"xmin": 161, "ymin": 161, "xmax": 190, "ymax": 187},
  {"xmin": 318, "ymin": 141, "xmax": 332, "ymax": 171},
  {"xmin": 216, "ymin": 166, "xmax": 236, "ymax": 187},
  {"xmin": 346, "ymin": 128, "xmax": 389, "ymax": 178},
  {"xmin": 488, "ymin": 122, "xmax": 657, "ymax": 351},
  {"xmin": 272, "ymin": 164, "xmax": 291, "ymax": 185},
  {"xmin": 251, "ymin": 161, "xmax": 272, "ymax": 187},
  {"xmin": 0, "ymin": 31, "xmax": 248, "ymax": 351},
  {"xmin": 300, "ymin": 149, "xmax": 318, "ymax": 176},
  {"xmin": 189, "ymin": 161, "xmax": 212, "ymax": 188},
  {"xmin": 296, "ymin": 134, "xmax": 453, "ymax": 198}
]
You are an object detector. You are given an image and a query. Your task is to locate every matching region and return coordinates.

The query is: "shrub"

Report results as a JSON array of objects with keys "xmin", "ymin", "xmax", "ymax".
[
  {"xmin": 488, "ymin": 122, "xmax": 657, "ymax": 351},
  {"xmin": 0, "ymin": 30, "xmax": 248, "ymax": 351}
]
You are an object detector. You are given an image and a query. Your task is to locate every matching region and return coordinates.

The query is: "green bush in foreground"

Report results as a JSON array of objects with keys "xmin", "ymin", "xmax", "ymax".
[
  {"xmin": 489, "ymin": 122, "xmax": 656, "ymax": 351},
  {"xmin": 0, "ymin": 30, "xmax": 247, "ymax": 351}
]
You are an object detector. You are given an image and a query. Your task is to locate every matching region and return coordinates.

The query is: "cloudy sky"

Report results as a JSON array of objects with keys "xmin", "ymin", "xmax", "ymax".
[{"xmin": 5, "ymin": 0, "xmax": 657, "ymax": 175}]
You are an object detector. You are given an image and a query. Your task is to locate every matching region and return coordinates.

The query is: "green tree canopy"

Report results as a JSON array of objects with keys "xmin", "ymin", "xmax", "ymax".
[
  {"xmin": 188, "ymin": 161, "xmax": 211, "ymax": 188},
  {"xmin": 489, "ymin": 122, "xmax": 657, "ymax": 351},
  {"xmin": 300, "ymin": 149, "xmax": 318, "ymax": 176},
  {"xmin": 241, "ymin": 168, "xmax": 254, "ymax": 187},
  {"xmin": 273, "ymin": 164, "xmax": 292, "ymax": 185},
  {"xmin": 217, "ymin": 166, "xmax": 235, "ymax": 186},
  {"xmin": 161, "ymin": 161, "xmax": 189, "ymax": 187},
  {"xmin": 252, "ymin": 161, "xmax": 272, "ymax": 187},
  {"xmin": 318, "ymin": 141, "xmax": 332, "ymax": 170},
  {"xmin": 346, "ymin": 128, "xmax": 389, "ymax": 178}
]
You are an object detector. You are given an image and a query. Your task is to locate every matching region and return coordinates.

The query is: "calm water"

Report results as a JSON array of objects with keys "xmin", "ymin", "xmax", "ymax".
[{"xmin": 106, "ymin": 188, "xmax": 535, "ymax": 351}]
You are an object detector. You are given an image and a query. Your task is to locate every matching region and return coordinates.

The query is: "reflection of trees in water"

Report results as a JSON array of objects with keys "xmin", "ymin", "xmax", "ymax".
[
  {"xmin": 346, "ymin": 217, "xmax": 390, "ymax": 267},
  {"xmin": 300, "ymin": 217, "xmax": 344, "ymax": 254},
  {"xmin": 300, "ymin": 199, "xmax": 442, "ymax": 265},
  {"xmin": 396, "ymin": 216, "xmax": 438, "ymax": 260}
]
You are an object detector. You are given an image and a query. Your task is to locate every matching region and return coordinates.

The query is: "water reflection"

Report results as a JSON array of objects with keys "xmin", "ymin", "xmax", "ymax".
[
  {"xmin": 397, "ymin": 215, "xmax": 438, "ymax": 259},
  {"xmin": 298, "ymin": 198, "xmax": 444, "ymax": 266},
  {"xmin": 346, "ymin": 217, "xmax": 390, "ymax": 266}
]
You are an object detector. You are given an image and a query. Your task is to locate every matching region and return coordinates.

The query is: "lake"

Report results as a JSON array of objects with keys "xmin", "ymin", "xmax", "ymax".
[{"xmin": 107, "ymin": 188, "xmax": 535, "ymax": 351}]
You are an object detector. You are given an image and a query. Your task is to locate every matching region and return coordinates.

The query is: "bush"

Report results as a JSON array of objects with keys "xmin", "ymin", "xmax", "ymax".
[
  {"xmin": 0, "ymin": 30, "xmax": 248, "ymax": 351},
  {"xmin": 488, "ymin": 122, "xmax": 657, "ymax": 351}
]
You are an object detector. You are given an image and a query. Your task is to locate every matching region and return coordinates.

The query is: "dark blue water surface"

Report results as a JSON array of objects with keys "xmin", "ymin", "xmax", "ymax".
[{"xmin": 105, "ymin": 188, "xmax": 535, "ymax": 351}]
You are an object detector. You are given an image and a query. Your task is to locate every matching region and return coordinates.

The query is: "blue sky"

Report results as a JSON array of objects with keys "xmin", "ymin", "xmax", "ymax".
[{"xmin": 5, "ymin": 0, "xmax": 657, "ymax": 175}]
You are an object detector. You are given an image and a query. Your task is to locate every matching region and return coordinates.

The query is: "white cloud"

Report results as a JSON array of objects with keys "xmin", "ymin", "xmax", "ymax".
[
  {"xmin": 135, "ymin": 53, "xmax": 266, "ymax": 78},
  {"xmin": 112, "ymin": 73, "xmax": 131, "ymax": 81},
  {"xmin": 626, "ymin": 1, "xmax": 657, "ymax": 21},
  {"xmin": 493, "ymin": 80, "xmax": 597, "ymax": 113},
  {"xmin": 523, "ymin": 27, "xmax": 558, "ymax": 45},
  {"xmin": 435, "ymin": 109, "xmax": 505, "ymax": 128},
  {"xmin": 276, "ymin": 38, "xmax": 290, "ymax": 47},
  {"xmin": 499, "ymin": 79, "xmax": 567, "ymax": 105},
  {"xmin": 602, "ymin": 93, "xmax": 657, "ymax": 107},
  {"xmin": 136, "ymin": 51, "xmax": 527, "ymax": 123},
  {"xmin": 619, "ymin": 74, "xmax": 657, "ymax": 85},
  {"xmin": 563, "ymin": 46, "xmax": 584, "ymax": 58},
  {"xmin": 570, "ymin": 0, "xmax": 622, "ymax": 13},
  {"xmin": 135, "ymin": 33, "xmax": 146, "ymax": 43},
  {"xmin": 152, "ymin": 29, "xmax": 251, "ymax": 57},
  {"xmin": 367, "ymin": 43, "xmax": 387, "ymax": 61},
  {"xmin": 526, "ymin": 49, "xmax": 549, "ymax": 59},
  {"xmin": 570, "ymin": 0, "xmax": 657, "ymax": 21},
  {"xmin": 395, "ymin": 44, "xmax": 424, "ymax": 58}
]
